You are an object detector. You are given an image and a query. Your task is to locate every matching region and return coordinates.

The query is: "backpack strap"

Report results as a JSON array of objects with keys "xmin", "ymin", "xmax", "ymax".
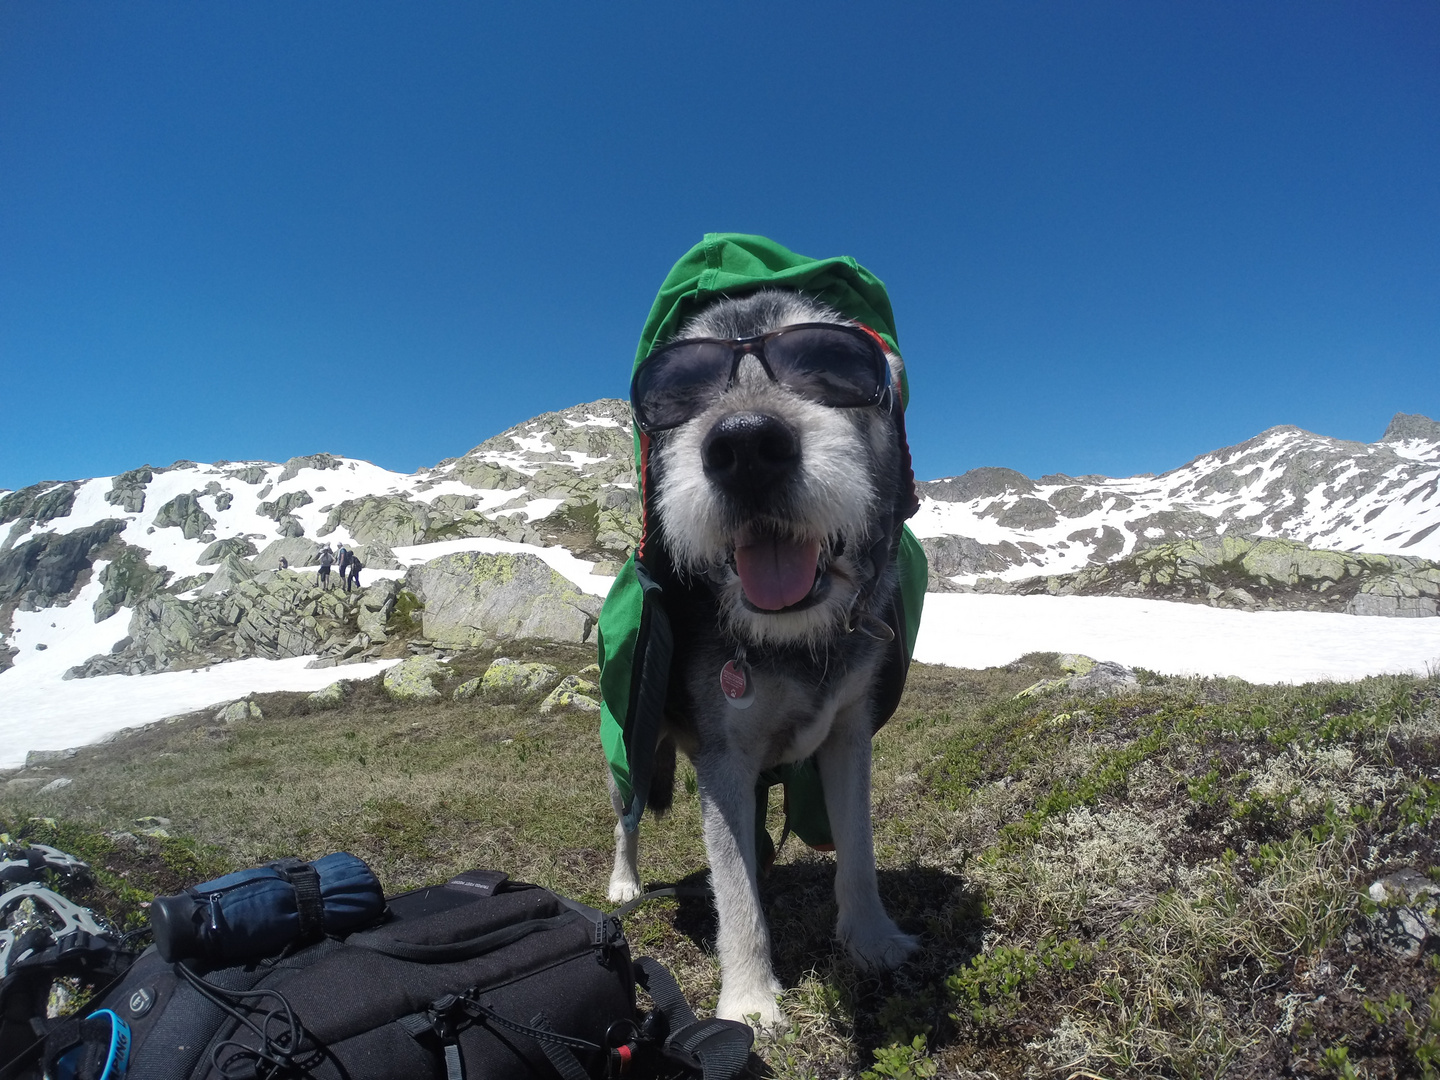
[
  {"xmin": 634, "ymin": 957, "xmax": 753, "ymax": 1080},
  {"xmin": 398, "ymin": 992, "xmax": 601, "ymax": 1080},
  {"xmin": 609, "ymin": 884, "xmax": 711, "ymax": 922}
]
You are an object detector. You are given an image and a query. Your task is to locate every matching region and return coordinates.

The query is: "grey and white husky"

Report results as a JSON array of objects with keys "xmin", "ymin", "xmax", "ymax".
[{"xmin": 608, "ymin": 289, "xmax": 918, "ymax": 1029}]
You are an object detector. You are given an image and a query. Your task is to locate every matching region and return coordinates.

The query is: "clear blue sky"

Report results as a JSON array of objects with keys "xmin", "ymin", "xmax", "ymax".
[{"xmin": 2, "ymin": 2, "xmax": 1437, "ymax": 492}]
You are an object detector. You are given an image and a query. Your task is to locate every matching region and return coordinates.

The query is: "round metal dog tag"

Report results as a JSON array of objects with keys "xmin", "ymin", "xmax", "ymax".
[{"xmin": 720, "ymin": 660, "xmax": 755, "ymax": 709}]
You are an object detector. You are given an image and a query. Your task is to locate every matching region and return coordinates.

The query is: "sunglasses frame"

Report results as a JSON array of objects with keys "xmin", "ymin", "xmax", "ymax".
[{"xmin": 630, "ymin": 322, "xmax": 893, "ymax": 434}]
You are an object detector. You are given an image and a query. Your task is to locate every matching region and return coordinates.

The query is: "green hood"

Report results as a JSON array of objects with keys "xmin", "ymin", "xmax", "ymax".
[
  {"xmin": 599, "ymin": 233, "xmax": 927, "ymax": 843},
  {"xmin": 631, "ymin": 232, "xmax": 909, "ymax": 405}
]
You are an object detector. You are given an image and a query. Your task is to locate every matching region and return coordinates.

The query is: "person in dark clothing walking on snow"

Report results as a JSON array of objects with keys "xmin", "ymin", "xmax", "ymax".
[
  {"xmin": 318, "ymin": 547, "xmax": 334, "ymax": 589},
  {"xmin": 343, "ymin": 553, "xmax": 362, "ymax": 593}
]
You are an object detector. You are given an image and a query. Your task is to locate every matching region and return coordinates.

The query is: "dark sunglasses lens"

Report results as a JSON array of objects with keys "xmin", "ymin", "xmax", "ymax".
[
  {"xmin": 634, "ymin": 341, "xmax": 734, "ymax": 430},
  {"xmin": 766, "ymin": 327, "xmax": 885, "ymax": 406}
]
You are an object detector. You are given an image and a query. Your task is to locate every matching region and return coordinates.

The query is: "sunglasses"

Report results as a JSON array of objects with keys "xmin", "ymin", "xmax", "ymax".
[{"xmin": 630, "ymin": 322, "xmax": 893, "ymax": 434}]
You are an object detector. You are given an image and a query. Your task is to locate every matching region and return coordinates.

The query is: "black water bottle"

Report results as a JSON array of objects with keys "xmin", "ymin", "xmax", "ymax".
[{"xmin": 150, "ymin": 852, "xmax": 385, "ymax": 964}]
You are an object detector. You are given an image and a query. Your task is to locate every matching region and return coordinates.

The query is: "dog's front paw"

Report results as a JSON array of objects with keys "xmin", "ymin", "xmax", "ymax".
[
  {"xmin": 607, "ymin": 874, "xmax": 641, "ymax": 904},
  {"xmin": 717, "ymin": 981, "xmax": 788, "ymax": 1032},
  {"xmin": 839, "ymin": 916, "xmax": 919, "ymax": 971}
]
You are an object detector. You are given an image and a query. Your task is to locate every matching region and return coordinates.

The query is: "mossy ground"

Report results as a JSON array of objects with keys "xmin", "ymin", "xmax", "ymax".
[{"xmin": 4, "ymin": 651, "xmax": 1439, "ymax": 1078}]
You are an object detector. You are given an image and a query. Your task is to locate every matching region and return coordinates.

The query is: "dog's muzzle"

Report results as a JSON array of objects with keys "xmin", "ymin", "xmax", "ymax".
[{"xmin": 701, "ymin": 411, "xmax": 800, "ymax": 504}]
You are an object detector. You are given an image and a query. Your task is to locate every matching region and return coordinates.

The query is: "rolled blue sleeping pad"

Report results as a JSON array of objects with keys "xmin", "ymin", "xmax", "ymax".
[{"xmin": 151, "ymin": 852, "xmax": 385, "ymax": 964}]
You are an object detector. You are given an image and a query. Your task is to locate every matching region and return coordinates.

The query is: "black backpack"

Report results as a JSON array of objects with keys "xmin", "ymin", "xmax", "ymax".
[{"xmin": 23, "ymin": 869, "xmax": 751, "ymax": 1080}]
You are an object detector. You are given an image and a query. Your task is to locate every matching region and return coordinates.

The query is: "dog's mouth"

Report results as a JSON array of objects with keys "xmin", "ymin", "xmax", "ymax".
[{"xmin": 728, "ymin": 525, "xmax": 837, "ymax": 613}]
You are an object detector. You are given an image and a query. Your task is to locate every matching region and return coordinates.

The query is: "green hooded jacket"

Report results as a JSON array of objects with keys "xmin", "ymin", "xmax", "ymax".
[{"xmin": 598, "ymin": 233, "xmax": 927, "ymax": 851}]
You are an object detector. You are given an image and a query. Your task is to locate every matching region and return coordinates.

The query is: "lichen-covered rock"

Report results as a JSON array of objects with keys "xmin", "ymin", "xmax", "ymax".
[
  {"xmin": 1365, "ymin": 868, "xmax": 1440, "ymax": 959},
  {"xmin": 356, "ymin": 578, "xmax": 400, "ymax": 642},
  {"xmin": 319, "ymin": 496, "xmax": 435, "ymax": 548},
  {"xmin": 452, "ymin": 677, "xmax": 483, "ymax": 701},
  {"xmin": 1010, "ymin": 534, "xmax": 1440, "ymax": 617},
  {"xmin": 93, "ymin": 545, "xmax": 170, "ymax": 621},
  {"xmin": 1348, "ymin": 576, "xmax": 1440, "ymax": 618},
  {"xmin": 480, "ymin": 658, "xmax": 561, "ymax": 699},
  {"xmin": 356, "ymin": 541, "xmax": 402, "ymax": 570},
  {"xmin": 307, "ymin": 681, "xmax": 346, "ymax": 710},
  {"xmin": 252, "ymin": 537, "xmax": 323, "ymax": 570},
  {"xmin": 198, "ymin": 553, "xmax": 258, "ymax": 598},
  {"xmin": 539, "ymin": 675, "xmax": 600, "ymax": 714},
  {"xmin": 215, "ymin": 700, "xmax": 263, "ymax": 723},
  {"xmin": 405, "ymin": 552, "xmax": 601, "ymax": 648},
  {"xmin": 199, "ymin": 536, "xmax": 260, "ymax": 565},
  {"xmin": 383, "ymin": 656, "xmax": 448, "ymax": 702},
  {"xmin": 1017, "ymin": 655, "xmax": 1137, "ymax": 698},
  {"xmin": 153, "ymin": 493, "xmax": 216, "ymax": 540},
  {"xmin": 0, "ymin": 481, "xmax": 79, "ymax": 527},
  {"xmin": 258, "ymin": 490, "xmax": 314, "ymax": 521},
  {"xmin": 0, "ymin": 519, "xmax": 127, "ymax": 611}
]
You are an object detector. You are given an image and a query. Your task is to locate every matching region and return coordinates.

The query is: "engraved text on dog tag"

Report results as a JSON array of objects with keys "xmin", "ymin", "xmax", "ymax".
[{"xmin": 720, "ymin": 659, "xmax": 755, "ymax": 709}]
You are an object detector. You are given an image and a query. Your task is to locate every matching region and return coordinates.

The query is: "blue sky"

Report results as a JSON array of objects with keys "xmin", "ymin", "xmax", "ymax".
[{"xmin": 2, "ymin": 2, "xmax": 1437, "ymax": 492}]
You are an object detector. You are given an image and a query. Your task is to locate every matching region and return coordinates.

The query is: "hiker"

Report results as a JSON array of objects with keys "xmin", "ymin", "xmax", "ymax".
[
  {"xmin": 318, "ymin": 546, "xmax": 334, "ymax": 589},
  {"xmin": 336, "ymin": 544, "xmax": 350, "ymax": 572},
  {"xmin": 278, "ymin": 555, "xmax": 289, "ymax": 570},
  {"xmin": 344, "ymin": 553, "xmax": 363, "ymax": 593}
]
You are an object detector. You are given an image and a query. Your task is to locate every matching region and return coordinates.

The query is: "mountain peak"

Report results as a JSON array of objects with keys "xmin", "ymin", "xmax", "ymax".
[{"xmin": 1382, "ymin": 413, "xmax": 1440, "ymax": 443}]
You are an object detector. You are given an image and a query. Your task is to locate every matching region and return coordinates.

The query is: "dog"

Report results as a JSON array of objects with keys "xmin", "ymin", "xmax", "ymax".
[{"xmin": 606, "ymin": 287, "xmax": 919, "ymax": 1029}]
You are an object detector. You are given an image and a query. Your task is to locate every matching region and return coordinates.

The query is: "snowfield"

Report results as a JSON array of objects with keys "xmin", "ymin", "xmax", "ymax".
[{"xmin": 915, "ymin": 593, "xmax": 1440, "ymax": 684}]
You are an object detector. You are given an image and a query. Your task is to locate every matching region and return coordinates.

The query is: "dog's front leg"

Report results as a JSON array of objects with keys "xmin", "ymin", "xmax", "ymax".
[
  {"xmin": 816, "ymin": 706, "xmax": 918, "ymax": 971},
  {"xmin": 695, "ymin": 752, "xmax": 786, "ymax": 1030},
  {"xmin": 606, "ymin": 774, "xmax": 642, "ymax": 903}
]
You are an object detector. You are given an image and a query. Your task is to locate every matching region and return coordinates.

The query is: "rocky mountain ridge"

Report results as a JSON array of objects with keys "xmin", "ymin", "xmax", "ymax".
[
  {"xmin": 913, "ymin": 412, "xmax": 1440, "ymax": 595},
  {"xmin": 1, "ymin": 405, "xmax": 1437, "ymax": 682}
]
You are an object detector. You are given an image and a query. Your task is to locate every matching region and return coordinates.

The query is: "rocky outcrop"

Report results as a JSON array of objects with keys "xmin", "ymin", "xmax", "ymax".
[
  {"xmin": 1002, "ymin": 535, "xmax": 1440, "ymax": 616},
  {"xmin": 320, "ymin": 496, "xmax": 442, "ymax": 548},
  {"xmin": 355, "ymin": 578, "xmax": 400, "ymax": 642},
  {"xmin": 279, "ymin": 454, "xmax": 342, "ymax": 483},
  {"xmin": 252, "ymin": 538, "xmax": 323, "ymax": 570},
  {"xmin": 0, "ymin": 519, "xmax": 127, "ymax": 612},
  {"xmin": 198, "ymin": 536, "xmax": 259, "ymax": 565},
  {"xmin": 225, "ymin": 464, "xmax": 269, "ymax": 485},
  {"xmin": 918, "ymin": 467, "xmax": 1035, "ymax": 503},
  {"xmin": 152, "ymin": 493, "xmax": 215, "ymax": 540},
  {"xmin": 1, "ymin": 481, "xmax": 79, "ymax": 528},
  {"xmin": 93, "ymin": 545, "xmax": 170, "ymax": 621},
  {"xmin": 920, "ymin": 536, "xmax": 1021, "ymax": 582},
  {"xmin": 103, "ymin": 468, "xmax": 153, "ymax": 513},
  {"xmin": 1383, "ymin": 413, "xmax": 1440, "ymax": 443},
  {"xmin": 197, "ymin": 553, "xmax": 258, "ymax": 598},
  {"xmin": 69, "ymin": 569, "xmax": 386, "ymax": 676},
  {"xmin": 258, "ymin": 491, "xmax": 313, "ymax": 521},
  {"xmin": 355, "ymin": 542, "xmax": 401, "ymax": 570},
  {"xmin": 404, "ymin": 552, "xmax": 601, "ymax": 648}
]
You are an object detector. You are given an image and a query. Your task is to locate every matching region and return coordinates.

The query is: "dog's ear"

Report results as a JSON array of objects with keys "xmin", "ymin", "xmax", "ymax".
[{"xmin": 885, "ymin": 351, "xmax": 905, "ymax": 395}]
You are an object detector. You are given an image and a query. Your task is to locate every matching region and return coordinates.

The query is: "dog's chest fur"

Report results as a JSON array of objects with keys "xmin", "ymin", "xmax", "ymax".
[{"xmin": 663, "ymin": 583, "xmax": 886, "ymax": 768}]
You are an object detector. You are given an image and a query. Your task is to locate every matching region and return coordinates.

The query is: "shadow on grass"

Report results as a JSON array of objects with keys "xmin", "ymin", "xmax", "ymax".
[{"xmin": 632, "ymin": 859, "xmax": 987, "ymax": 1070}]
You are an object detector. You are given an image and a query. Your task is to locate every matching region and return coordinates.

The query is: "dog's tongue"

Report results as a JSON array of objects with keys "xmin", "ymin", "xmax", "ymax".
[{"xmin": 734, "ymin": 537, "xmax": 821, "ymax": 611}]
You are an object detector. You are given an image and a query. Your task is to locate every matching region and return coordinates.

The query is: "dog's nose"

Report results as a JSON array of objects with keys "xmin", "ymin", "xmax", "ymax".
[{"xmin": 702, "ymin": 412, "xmax": 800, "ymax": 496}]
